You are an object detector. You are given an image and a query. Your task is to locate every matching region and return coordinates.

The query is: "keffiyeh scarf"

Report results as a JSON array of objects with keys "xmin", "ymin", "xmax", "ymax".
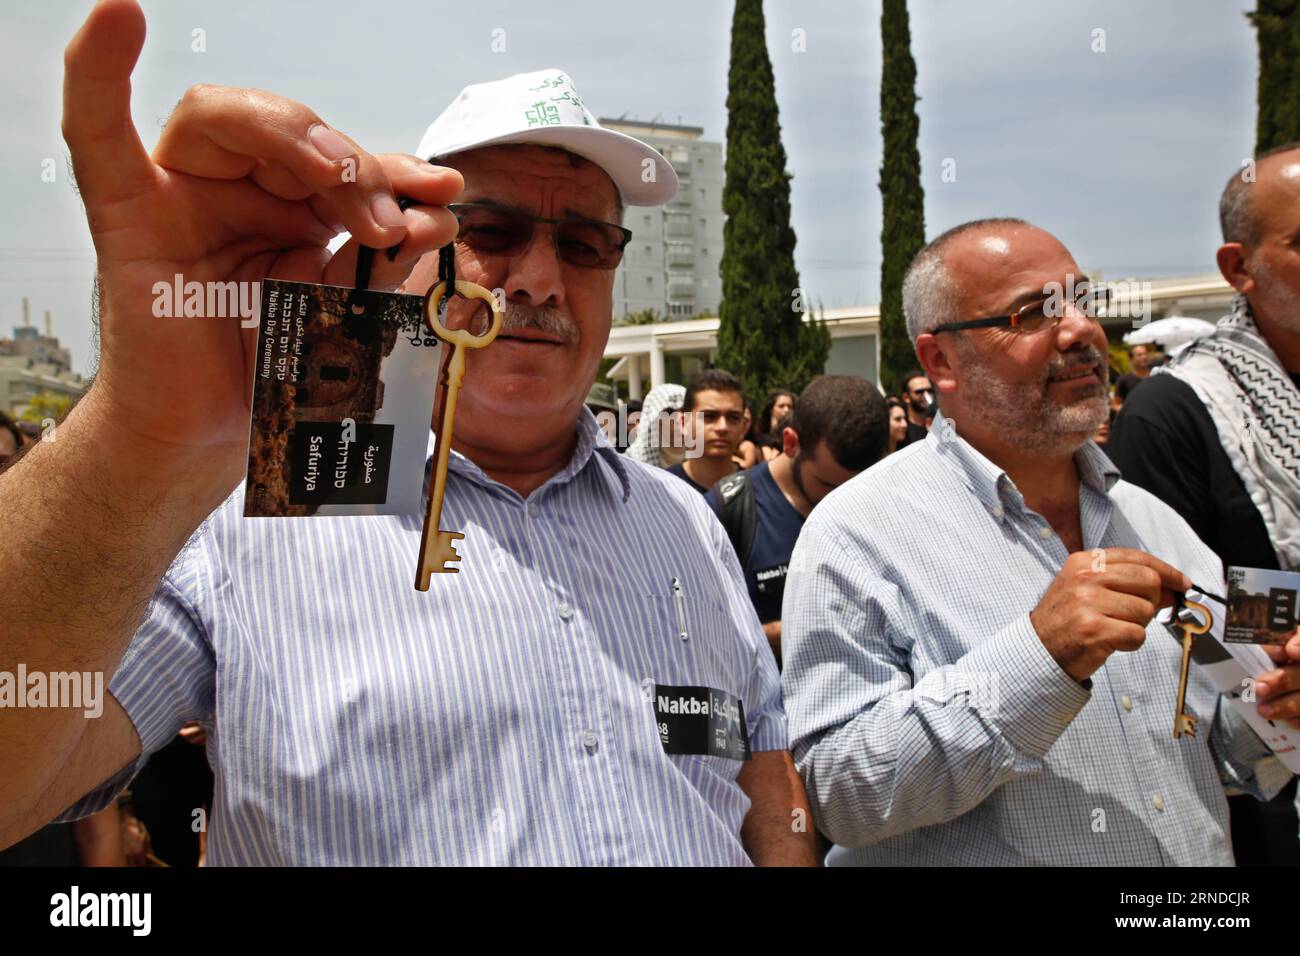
[
  {"xmin": 1156, "ymin": 293, "xmax": 1300, "ymax": 570},
  {"xmin": 624, "ymin": 383, "xmax": 686, "ymax": 468}
]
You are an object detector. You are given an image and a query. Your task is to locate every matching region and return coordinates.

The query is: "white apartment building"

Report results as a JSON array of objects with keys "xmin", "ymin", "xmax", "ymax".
[
  {"xmin": 601, "ymin": 118, "xmax": 725, "ymax": 321},
  {"xmin": 0, "ymin": 323, "xmax": 85, "ymax": 416}
]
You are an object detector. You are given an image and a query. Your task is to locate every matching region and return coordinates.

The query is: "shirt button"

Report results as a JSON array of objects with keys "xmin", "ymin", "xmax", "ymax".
[
  {"xmin": 557, "ymin": 601, "xmax": 574, "ymax": 621},
  {"xmin": 1038, "ymin": 527, "xmax": 1054, "ymax": 540},
  {"xmin": 1152, "ymin": 794, "xmax": 1165, "ymax": 812},
  {"xmin": 1121, "ymin": 695, "xmax": 1133, "ymax": 712},
  {"xmin": 991, "ymin": 505, "xmax": 1004, "ymax": 519},
  {"xmin": 581, "ymin": 730, "xmax": 598, "ymax": 752}
]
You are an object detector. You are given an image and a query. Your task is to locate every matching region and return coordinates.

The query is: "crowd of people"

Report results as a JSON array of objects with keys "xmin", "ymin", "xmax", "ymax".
[{"xmin": 2, "ymin": 0, "xmax": 1299, "ymax": 868}]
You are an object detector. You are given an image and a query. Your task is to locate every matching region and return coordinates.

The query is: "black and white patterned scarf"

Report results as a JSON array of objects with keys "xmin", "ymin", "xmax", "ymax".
[{"xmin": 1157, "ymin": 293, "xmax": 1300, "ymax": 570}]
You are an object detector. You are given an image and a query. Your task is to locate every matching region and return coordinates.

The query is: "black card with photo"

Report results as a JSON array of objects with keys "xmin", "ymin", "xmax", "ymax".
[{"xmin": 243, "ymin": 278, "xmax": 441, "ymax": 518}]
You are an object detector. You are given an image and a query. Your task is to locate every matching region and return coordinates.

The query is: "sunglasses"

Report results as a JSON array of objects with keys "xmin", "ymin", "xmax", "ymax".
[{"xmin": 448, "ymin": 202, "xmax": 632, "ymax": 271}]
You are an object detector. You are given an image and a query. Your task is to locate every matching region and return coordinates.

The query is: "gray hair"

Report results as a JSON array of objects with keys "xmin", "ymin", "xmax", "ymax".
[
  {"xmin": 1219, "ymin": 141, "xmax": 1300, "ymax": 245},
  {"xmin": 901, "ymin": 217, "xmax": 1030, "ymax": 345}
]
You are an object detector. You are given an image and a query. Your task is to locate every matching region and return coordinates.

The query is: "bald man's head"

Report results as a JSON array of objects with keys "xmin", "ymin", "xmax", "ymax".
[
  {"xmin": 1217, "ymin": 143, "xmax": 1300, "ymax": 338},
  {"xmin": 907, "ymin": 218, "xmax": 1110, "ymax": 458},
  {"xmin": 902, "ymin": 218, "xmax": 1029, "ymax": 343},
  {"xmin": 1220, "ymin": 143, "xmax": 1300, "ymax": 246}
]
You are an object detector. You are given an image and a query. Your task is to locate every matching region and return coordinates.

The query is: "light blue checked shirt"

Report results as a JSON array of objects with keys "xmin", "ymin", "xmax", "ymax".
[
  {"xmin": 63, "ymin": 409, "xmax": 785, "ymax": 865},
  {"xmin": 781, "ymin": 413, "xmax": 1292, "ymax": 866}
]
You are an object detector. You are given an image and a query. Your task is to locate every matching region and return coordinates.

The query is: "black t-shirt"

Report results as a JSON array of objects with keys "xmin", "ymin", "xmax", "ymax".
[
  {"xmin": 899, "ymin": 421, "xmax": 928, "ymax": 448},
  {"xmin": 1107, "ymin": 372, "xmax": 1286, "ymax": 572},
  {"xmin": 666, "ymin": 461, "xmax": 709, "ymax": 495},
  {"xmin": 705, "ymin": 461, "xmax": 805, "ymax": 623},
  {"xmin": 1114, "ymin": 372, "xmax": 1148, "ymax": 400}
]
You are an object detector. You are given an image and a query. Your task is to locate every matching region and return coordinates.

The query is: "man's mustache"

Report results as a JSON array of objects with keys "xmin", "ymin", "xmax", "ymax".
[
  {"xmin": 1045, "ymin": 346, "xmax": 1108, "ymax": 384},
  {"xmin": 500, "ymin": 303, "xmax": 579, "ymax": 345}
]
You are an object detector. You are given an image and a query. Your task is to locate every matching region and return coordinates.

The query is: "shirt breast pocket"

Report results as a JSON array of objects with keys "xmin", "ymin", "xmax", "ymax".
[
  {"xmin": 637, "ymin": 586, "xmax": 757, "ymax": 780},
  {"xmin": 641, "ymin": 587, "xmax": 755, "ymax": 700}
]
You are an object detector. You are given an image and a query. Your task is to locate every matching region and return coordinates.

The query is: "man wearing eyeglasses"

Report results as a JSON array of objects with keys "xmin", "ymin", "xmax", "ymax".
[
  {"xmin": 667, "ymin": 369, "xmax": 751, "ymax": 494},
  {"xmin": 781, "ymin": 217, "xmax": 1297, "ymax": 865},
  {"xmin": 0, "ymin": 1, "xmax": 814, "ymax": 866}
]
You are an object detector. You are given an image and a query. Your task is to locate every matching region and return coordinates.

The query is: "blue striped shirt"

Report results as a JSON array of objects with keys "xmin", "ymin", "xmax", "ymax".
[
  {"xmin": 781, "ymin": 413, "xmax": 1291, "ymax": 866},
  {"xmin": 64, "ymin": 409, "xmax": 785, "ymax": 865}
]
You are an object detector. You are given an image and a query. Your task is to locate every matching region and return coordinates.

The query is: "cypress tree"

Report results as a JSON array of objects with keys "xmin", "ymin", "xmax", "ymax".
[
  {"xmin": 1250, "ymin": 0, "xmax": 1300, "ymax": 152},
  {"xmin": 879, "ymin": 0, "xmax": 926, "ymax": 396},
  {"xmin": 716, "ymin": 0, "xmax": 828, "ymax": 405}
]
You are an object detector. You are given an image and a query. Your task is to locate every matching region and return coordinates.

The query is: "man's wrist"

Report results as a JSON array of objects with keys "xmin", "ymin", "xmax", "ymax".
[{"xmin": 53, "ymin": 389, "xmax": 242, "ymax": 517}]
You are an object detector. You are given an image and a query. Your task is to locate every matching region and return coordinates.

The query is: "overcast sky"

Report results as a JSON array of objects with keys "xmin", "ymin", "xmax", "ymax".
[{"xmin": 0, "ymin": 0, "xmax": 1260, "ymax": 374}]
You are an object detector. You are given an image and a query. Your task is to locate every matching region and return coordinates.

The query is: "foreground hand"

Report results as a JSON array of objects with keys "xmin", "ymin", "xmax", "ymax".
[
  {"xmin": 63, "ymin": 0, "xmax": 460, "ymax": 485},
  {"xmin": 1255, "ymin": 629, "xmax": 1300, "ymax": 730}
]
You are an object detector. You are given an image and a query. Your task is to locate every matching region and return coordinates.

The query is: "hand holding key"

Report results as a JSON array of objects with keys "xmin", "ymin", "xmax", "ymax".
[
  {"xmin": 415, "ymin": 274, "xmax": 503, "ymax": 590},
  {"xmin": 1030, "ymin": 548, "xmax": 1191, "ymax": 683},
  {"xmin": 60, "ymin": 0, "xmax": 461, "ymax": 506}
]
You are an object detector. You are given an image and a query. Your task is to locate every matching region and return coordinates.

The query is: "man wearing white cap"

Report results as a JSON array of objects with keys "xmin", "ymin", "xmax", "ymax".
[{"xmin": 0, "ymin": 1, "xmax": 814, "ymax": 866}]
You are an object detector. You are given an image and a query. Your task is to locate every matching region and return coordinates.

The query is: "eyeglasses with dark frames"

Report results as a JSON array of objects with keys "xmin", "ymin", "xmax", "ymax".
[
  {"xmin": 448, "ymin": 202, "xmax": 632, "ymax": 271},
  {"xmin": 930, "ymin": 284, "xmax": 1112, "ymax": 336}
]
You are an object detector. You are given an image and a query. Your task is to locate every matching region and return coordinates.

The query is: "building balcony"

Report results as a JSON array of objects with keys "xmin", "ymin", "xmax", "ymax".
[
  {"xmin": 667, "ymin": 279, "xmax": 696, "ymax": 301},
  {"xmin": 666, "ymin": 245, "xmax": 694, "ymax": 268},
  {"xmin": 664, "ymin": 217, "xmax": 694, "ymax": 238}
]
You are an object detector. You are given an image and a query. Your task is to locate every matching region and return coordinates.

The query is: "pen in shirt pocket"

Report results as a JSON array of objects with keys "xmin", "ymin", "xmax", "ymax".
[{"xmin": 672, "ymin": 576, "xmax": 689, "ymax": 642}]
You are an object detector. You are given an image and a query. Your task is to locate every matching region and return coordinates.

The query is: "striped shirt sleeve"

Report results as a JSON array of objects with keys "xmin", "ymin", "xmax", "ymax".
[{"xmin": 55, "ymin": 547, "xmax": 218, "ymax": 821}]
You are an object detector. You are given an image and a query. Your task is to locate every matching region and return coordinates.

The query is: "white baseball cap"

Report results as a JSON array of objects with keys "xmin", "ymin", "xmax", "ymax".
[{"xmin": 415, "ymin": 69, "xmax": 678, "ymax": 207}]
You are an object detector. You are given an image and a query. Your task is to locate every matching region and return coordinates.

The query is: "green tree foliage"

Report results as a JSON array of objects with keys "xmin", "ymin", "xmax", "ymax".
[
  {"xmin": 18, "ymin": 391, "xmax": 74, "ymax": 424},
  {"xmin": 1250, "ymin": 0, "xmax": 1300, "ymax": 152},
  {"xmin": 716, "ymin": 0, "xmax": 828, "ymax": 404},
  {"xmin": 615, "ymin": 308, "xmax": 663, "ymax": 327},
  {"xmin": 879, "ymin": 0, "xmax": 926, "ymax": 395}
]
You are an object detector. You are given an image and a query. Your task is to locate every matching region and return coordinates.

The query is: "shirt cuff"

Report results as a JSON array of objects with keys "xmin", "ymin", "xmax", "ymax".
[
  {"xmin": 748, "ymin": 710, "xmax": 788, "ymax": 753},
  {"xmin": 956, "ymin": 612, "xmax": 1092, "ymax": 760}
]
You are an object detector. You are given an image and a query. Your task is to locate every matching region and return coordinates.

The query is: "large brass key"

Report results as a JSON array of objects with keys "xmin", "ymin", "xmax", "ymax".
[
  {"xmin": 414, "ymin": 278, "xmax": 502, "ymax": 590},
  {"xmin": 1171, "ymin": 598, "xmax": 1212, "ymax": 739}
]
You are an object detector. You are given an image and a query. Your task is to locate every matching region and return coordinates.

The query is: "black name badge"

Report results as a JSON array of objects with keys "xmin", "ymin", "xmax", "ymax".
[{"xmin": 650, "ymin": 684, "xmax": 750, "ymax": 761}]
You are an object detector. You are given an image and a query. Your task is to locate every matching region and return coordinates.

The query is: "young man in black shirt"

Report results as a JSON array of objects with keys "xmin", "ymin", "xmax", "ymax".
[
  {"xmin": 1109, "ymin": 143, "xmax": 1300, "ymax": 866},
  {"xmin": 667, "ymin": 369, "xmax": 749, "ymax": 494},
  {"xmin": 706, "ymin": 376, "xmax": 888, "ymax": 660},
  {"xmin": 1113, "ymin": 343, "xmax": 1152, "ymax": 403}
]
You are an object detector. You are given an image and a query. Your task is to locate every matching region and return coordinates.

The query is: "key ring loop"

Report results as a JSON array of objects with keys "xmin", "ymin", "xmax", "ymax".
[
  {"xmin": 423, "ymin": 279, "xmax": 503, "ymax": 349},
  {"xmin": 1176, "ymin": 598, "xmax": 1212, "ymax": 635}
]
